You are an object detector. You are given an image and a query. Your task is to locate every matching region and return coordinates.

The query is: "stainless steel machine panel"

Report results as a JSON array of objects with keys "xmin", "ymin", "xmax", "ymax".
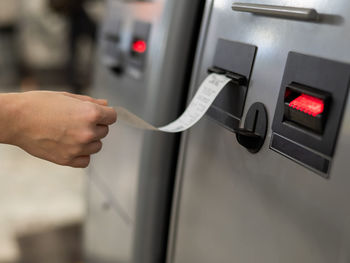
[
  {"xmin": 85, "ymin": 179, "xmax": 134, "ymax": 262},
  {"xmin": 168, "ymin": 0, "xmax": 350, "ymax": 262},
  {"xmin": 84, "ymin": 0, "xmax": 204, "ymax": 262}
]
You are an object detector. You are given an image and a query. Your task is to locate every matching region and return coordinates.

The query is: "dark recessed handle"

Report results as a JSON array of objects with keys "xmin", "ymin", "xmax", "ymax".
[
  {"xmin": 236, "ymin": 102, "xmax": 268, "ymax": 154},
  {"xmin": 232, "ymin": 2, "xmax": 319, "ymax": 21}
]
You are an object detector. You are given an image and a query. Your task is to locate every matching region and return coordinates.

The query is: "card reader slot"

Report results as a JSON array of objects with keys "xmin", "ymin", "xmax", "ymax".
[{"xmin": 283, "ymin": 82, "xmax": 330, "ymax": 134}]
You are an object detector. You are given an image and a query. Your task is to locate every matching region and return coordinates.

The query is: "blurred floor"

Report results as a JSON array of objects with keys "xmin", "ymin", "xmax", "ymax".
[{"xmin": 0, "ymin": 144, "xmax": 85, "ymax": 262}]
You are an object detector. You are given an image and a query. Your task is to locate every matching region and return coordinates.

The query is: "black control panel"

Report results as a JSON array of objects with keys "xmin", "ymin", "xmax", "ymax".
[
  {"xmin": 128, "ymin": 21, "xmax": 151, "ymax": 74},
  {"xmin": 102, "ymin": 20, "xmax": 123, "ymax": 73},
  {"xmin": 206, "ymin": 39, "xmax": 257, "ymax": 132},
  {"xmin": 271, "ymin": 52, "xmax": 350, "ymax": 178}
]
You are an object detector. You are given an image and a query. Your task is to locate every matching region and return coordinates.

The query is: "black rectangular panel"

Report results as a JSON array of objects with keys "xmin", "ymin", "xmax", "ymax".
[
  {"xmin": 206, "ymin": 39, "xmax": 257, "ymax": 131},
  {"xmin": 128, "ymin": 21, "xmax": 151, "ymax": 72},
  {"xmin": 271, "ymin": 52, "xmax": 350, "ymax": 177},
  {"xmin": 213, "ymin": 39, "xmax": 257, "ymax": 77},
  {"xmin": 271, "ymin": 133, "xmax": 330, "ymax": 178},
  {"xmin": 272, "ymin": 52, "xmax": 350, "ymax": 157},
  {"xmin": 102, "ymin": 20, "xmax": 123, "ymax": 73}
]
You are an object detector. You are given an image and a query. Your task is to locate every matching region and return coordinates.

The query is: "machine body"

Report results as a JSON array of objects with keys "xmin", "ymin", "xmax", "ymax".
[
  {"xmin": 84, "ymin": 0, "xmax": 204, "ymax": 262},
  {"xmin": 168, "ymin": 1, "xmax": 350, "ymax": 262}
]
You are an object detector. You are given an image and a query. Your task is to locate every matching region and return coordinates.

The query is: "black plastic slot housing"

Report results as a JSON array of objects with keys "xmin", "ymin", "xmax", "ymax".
[
  {"xmin": 208, "ymin": 66, "xmax": 247, "ymax": 86},
  {"xmin": 205, "ymin": 39, "xmax": 257, "ymax": 131},
  {"xmin": 271, "ymin": 52, "xmax": 350, "ymax": 177},
  {"xmin": 128, "ymin": 21, "xmax": 151, "ymax": 72}
]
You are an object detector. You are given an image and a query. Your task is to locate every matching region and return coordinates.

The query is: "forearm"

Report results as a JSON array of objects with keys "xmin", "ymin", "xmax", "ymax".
[{"xmin": 0, "ymin": 93, "xmax": 22, "ymax": 145}]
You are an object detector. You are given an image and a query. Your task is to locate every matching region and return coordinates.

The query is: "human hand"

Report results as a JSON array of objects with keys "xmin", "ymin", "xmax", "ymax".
[{"xmin": 1, "ymin": 91, "xmax": 117, "ymax": 168}]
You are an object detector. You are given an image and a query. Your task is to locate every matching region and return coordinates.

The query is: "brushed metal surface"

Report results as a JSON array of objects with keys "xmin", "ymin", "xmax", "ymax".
[
  {"xmin": 85, "ymin": 179, "xmax": 132, "ymax": 263},
  {"xmin": 169, "ymin": 0, "xmax": 350, "ymax": 262},
  {"xmin": 85, "ymin": 0, "xmax": 204, "ymax": 262}
]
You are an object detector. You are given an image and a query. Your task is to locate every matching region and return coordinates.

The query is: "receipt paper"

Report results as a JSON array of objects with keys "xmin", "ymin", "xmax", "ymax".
[{"xmin": 115, "ymin": 73, "xmax": 232, "ymax": 133}]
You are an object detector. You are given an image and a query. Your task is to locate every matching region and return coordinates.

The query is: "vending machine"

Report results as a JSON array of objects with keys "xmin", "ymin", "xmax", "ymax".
[
  {"xmin": 84, "ymin": 0, "xmax": 205, "ymax": 262},
  {"xmin": 168, "ymin": 0, "xmax": 350, "ymax": 262}
]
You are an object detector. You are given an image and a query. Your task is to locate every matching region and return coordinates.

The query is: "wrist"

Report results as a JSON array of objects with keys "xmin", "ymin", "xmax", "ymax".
[{"xmin": 0, "ymin": 93, "xmax": 24, "ymax": 145}]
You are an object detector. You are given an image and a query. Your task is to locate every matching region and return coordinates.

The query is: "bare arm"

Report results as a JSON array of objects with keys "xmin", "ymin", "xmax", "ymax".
[{"xmin": 0, "ymin": 91, "xmax": 117, "ymax": 168}]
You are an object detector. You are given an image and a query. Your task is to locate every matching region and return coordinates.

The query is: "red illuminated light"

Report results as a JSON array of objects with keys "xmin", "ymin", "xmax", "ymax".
[
  {"xmin": 289, "ymin": 94, "xmax": 324, "ymax": 117},
  {"xmin": 132, "ymin": 40, "xmax": 147, "ymax": 54}
]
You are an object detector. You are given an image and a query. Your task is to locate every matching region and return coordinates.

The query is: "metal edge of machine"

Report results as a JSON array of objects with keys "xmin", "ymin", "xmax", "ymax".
[{"xmin": 165, "ymin": 0, "xmax": 215, "ymax": 262}]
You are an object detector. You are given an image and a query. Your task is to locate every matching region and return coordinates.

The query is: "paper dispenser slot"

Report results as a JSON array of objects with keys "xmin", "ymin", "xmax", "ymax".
[{"xmin": 208, "ymin": 66, "xmax": 247, "ymax": 86}]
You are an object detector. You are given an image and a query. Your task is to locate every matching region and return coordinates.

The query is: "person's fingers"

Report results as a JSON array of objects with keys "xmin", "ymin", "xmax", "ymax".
[
  {"xmin": 96, "ymin": 99, "xmax": 108, "ymax": 106},
  {"xmin": 79, "ymin": 141, "xmax": 103, "ymax": 156},
  {"xmin": 93, "ymin": 125, "xmax": 109, "ymax": 140},
  {"xmin": 96, "ymin": 106, "xmax": 117, "ymax": 125},
  {"xmin": 68, "ymin": 156, "xmax": 91, "ymax": 168},
  {"xmin": 62, "ymin": 92, "xmax": 108, "ymax": 106}
]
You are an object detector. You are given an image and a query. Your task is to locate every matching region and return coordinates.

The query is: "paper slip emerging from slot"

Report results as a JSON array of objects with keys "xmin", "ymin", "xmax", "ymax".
[{"xmin": 115, "ymin": 73, "xmax": 232, "ymax": 133}]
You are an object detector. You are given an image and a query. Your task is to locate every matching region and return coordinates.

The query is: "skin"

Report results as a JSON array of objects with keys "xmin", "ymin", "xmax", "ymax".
[{"xmin": 0, "ymin": 91, "xmax": 117, "ymax": 168}]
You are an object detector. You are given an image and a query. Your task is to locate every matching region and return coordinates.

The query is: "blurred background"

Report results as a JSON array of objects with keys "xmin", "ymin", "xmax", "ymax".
[{"xmin": 0, "ymin": 0, "xmax": 105, "ymax": 262}]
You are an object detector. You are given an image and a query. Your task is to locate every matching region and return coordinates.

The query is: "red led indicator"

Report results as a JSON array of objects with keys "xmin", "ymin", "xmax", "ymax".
[
  {"xmin": 132, "ymin": 40, "xmax": 147, "ymax": 54},
  {"xmin": 289, "ymin": 94, "xmax": 324, "ymax": 117}
]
